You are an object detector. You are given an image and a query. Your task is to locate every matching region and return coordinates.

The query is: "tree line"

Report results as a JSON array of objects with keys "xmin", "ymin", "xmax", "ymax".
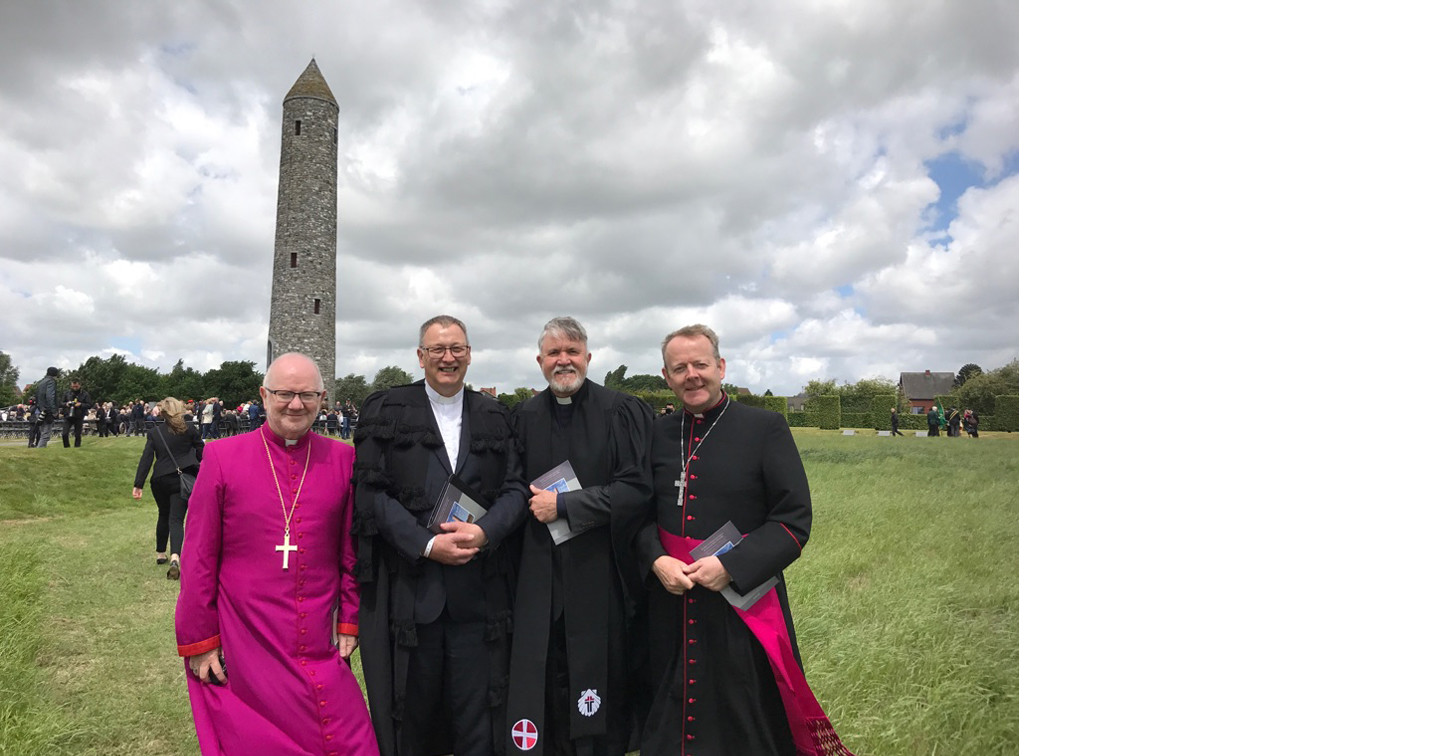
[
  {"xmin": 2, "ymin": 350, "xmax": 1017, "ymax": 419},
  {"xmin": 0, "ymin": 352, "xmax": 425, "ymax": 410}
]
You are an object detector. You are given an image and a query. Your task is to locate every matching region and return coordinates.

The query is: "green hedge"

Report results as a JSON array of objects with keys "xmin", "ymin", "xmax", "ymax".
[
  {"xmin": 808, "ymin": 395, "xmax": 840, "ymax": 430},
  {"xmin": 869, "ymin": 395, "xmax": 894, "ymax": 430},
  {"xmin": 991, "ymin": 394, "xmax": 1018, "ymax": 432},
  {"xmin": 787, "ymin": 411, "xmax": 816, "ymax": 427},
  {"xmin": 735, "ymin": 394, "xmax": 787, "ymax": 414},
  {"xmin": 840, "ymin": 412, "xmax": 870, "ymax": 429}
]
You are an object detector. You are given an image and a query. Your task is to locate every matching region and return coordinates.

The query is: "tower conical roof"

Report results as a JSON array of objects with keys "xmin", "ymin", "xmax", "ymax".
[{"xmin": 285, "ymin": 59, "xmax": 336, "ymax": 105}]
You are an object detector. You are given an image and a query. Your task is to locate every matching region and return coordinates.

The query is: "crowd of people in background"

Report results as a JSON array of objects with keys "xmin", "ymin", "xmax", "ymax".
[
  {"xmin": 927, "ymin": 403, "xmax": 980, "ymax": 438},
  {"xmin": 8, "ymin": 389, "xmax": 361, "ymax": 445}
]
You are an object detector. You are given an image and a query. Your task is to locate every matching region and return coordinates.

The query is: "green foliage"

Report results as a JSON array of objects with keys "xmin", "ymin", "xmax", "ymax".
[
  {"xmin": 802, "ymin": 378, "xmax": 838, "ymax": 397},
  {"xmin": 331, "ymin": 373, "xmax": 370, "ymax": 406},
  {"xmin": 113, "ymin": 364, "xmax": 164, "ymax": 403},
  {"xmin": 870, "ymin": 395, "xmax": 896, "ymax": 430},
  {"xmin": 68, "ymin": 354, "xmax": 131, "ymax": 401},
  {"xmin": 602, "ymin": 364, "xmax": 669, "ymax": 394},
  {"xmin": 956, "ymin": 359, "xmax": 1019, "ymax": 418},
  {"xmin": 370, "ymin": 365, "xmax": 415, "ymax": 392},
  {"xmin": 787, "ymin": 411, "xmax": 815, "ymax": 427},
  {"xmin": 809, "ymin": 395, "xmax": 840, "ymax": 430},
  {"xmin": 166, "ymin": 359, "xmax": 204, "ymax": 401},
  {"xmin": 201, "ymin": 361, "xmax": 264, "ymax": 407},
  {"xmin": 0, "ymin": 352, "xmax": 19, "ymax": 406},
  {"xmin": 992, "ymin": 395, "xmax": 1019, "ymax": 432},
  {"xmin": 734, "ymin": 394, "xmax": 787, "ymax": 414},
  {"xmin": 957, "ymin": 363, "xmax": 984, "ymax": 387}
]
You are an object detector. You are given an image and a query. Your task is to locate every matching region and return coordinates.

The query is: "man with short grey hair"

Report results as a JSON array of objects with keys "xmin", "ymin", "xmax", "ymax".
[{"xmin": 505, "ymin": 316, "xmax": 653, "ymax": 756}]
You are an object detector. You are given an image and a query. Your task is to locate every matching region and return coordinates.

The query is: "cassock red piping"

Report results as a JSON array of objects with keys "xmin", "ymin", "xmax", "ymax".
[
  {"xmin": 780, "ymin": 523, "xmax": 802, "ymax": 551},
  {"xmin": 177, "ymin": 634, "xmax": 220, "ymax": 657}
]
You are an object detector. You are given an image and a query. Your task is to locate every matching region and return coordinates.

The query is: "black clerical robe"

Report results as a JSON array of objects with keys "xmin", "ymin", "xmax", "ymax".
[
  {"xmin": 633, "ymin": 393, "xmax": 812, "ymax": 756},
  {"xmin": 506, "ymin": 380, "xmax": 652, "ymax": 755},
  {"xmin": 352, "ymin": 383, "xmax": 528, "ymax": 756}
]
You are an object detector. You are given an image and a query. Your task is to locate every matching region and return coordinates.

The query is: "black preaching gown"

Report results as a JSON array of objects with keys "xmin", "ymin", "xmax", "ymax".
[
  {"xmin": 506, "ymin": 380, "xmax": 653, "ymax": 755},
  {"xmin": 634, "ymin": 394, "xmax": 811, "ymax": 756}
]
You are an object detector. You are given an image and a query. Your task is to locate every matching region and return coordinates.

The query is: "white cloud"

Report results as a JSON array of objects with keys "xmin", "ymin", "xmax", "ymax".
[{"xmin": 0, "ymin": 0, "xmax": 1017, "ymax": 397}]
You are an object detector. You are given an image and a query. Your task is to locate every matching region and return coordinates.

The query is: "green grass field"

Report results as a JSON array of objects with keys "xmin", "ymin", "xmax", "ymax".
[{"xmin": 0, "ymin": 429, "xmax": 1017, "ymax": 755}]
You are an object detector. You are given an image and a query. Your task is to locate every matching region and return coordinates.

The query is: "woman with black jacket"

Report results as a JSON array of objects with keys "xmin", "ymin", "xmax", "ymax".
[{"xmin": 131, "ymin": 397, "xmax": 204, "ymax": 580}]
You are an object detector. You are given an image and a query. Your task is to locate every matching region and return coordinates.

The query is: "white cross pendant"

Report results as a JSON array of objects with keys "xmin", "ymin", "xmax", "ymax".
[
  {"xmin": 276, "ymin": 531, "xmax": 298, "ymax": 569},
  {"xmin": 674, "ymin": 478, "xmax": 685, "ymax": 507}
]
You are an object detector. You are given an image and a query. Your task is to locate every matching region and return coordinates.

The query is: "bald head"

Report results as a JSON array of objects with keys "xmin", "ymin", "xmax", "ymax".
[{"xmin": 262, "ymin": 353, "xmax": 326, "ymax": 440}]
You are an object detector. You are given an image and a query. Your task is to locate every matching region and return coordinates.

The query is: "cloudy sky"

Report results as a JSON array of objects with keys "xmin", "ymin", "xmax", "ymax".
[{"xmin": 0, "ymin": 0, "xmax": 1017, "ymax": 396}]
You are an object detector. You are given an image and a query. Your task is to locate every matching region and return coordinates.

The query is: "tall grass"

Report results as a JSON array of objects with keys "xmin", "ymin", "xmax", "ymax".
[{"xmin": 0, "ymin": 431, "xmax": 1017, "ymax": 754}]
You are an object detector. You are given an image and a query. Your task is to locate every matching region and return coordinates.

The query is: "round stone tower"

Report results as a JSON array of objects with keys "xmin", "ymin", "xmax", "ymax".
[{"xmin": 267, "ymin": 59, "xmax": 338, "ymax": 389}]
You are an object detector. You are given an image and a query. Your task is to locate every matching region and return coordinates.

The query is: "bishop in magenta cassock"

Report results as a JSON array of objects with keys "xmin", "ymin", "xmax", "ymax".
[{"xmin": 175, "ymin": 353, "xmax": 378, "ymax": 756}]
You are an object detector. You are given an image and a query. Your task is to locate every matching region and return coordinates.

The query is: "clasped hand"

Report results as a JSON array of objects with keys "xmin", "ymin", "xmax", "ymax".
[
  {"xmin": 652, "ymin": 555, "xmax": 731, "ymax": 595},
  {"xmin": 527, "ymin": 484, "xmax": 558, "ymax": 523},
  {"xmin": 429, "ymin": 521, "xmax": 487, "ymax": 565}
]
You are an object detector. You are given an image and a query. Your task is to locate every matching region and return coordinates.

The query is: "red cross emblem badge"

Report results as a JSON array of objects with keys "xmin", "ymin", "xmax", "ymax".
[
  {"xmin": 577, "ymin": 688, "xmax": 602, "ymax": 717},
  {"xmin": 512, "ymin": 718, "xmax": 538, "ymax": 751}
]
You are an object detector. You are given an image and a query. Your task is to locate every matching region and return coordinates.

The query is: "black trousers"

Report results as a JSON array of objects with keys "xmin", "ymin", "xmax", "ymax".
[
  {"xmin": 150, "ymin": 472, "xmax": 187, "ymax": 556},
  {"xmin": 404, "ymin": 617, "xmax": 493, "ymax": 756},
  {"xmin": 62, "ymin": 416, "xmax": 84, "ymax": 446}
]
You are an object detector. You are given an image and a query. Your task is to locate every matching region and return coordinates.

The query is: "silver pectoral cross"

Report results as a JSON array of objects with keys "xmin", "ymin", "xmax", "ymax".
[
  {"xmin": 674, "ymin": 478, "xmax": 685, "ymax": 507},
  {"xmin": 276, "ymin": 531, "xmax": 297, "ymax": 569}
]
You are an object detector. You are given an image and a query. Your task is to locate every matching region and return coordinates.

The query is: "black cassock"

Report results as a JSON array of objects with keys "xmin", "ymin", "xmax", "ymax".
[
  {"xmin": 352, "ymin": 383, "xmax": 528, "ymax": 756},
  {"xmin": 634, "ymin": 393, "xmax": 811, "ymax": 756},
  {"xmin": 506, "ymin": 380, "xmax": 653, "ymax": 755}
]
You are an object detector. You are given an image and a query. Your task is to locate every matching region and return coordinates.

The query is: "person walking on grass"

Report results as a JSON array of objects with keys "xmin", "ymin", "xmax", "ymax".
[
  {"xmin": 132, "ymin": 397, "xmax": 204, "ymax": 579},
  {"xmin": 33, "ymin": 367, "xmax": 59, "ymax": 448}
]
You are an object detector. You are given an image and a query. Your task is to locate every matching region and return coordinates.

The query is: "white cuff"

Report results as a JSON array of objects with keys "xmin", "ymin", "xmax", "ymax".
[{"xmin": 423, "ymin": 536, "xmax": 436, "ymax": 559}]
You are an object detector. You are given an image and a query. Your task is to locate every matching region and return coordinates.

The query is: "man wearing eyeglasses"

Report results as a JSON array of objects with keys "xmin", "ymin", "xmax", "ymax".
[
  {"xmin": 174, "ymin": 352, "xmax": 378, "ymax": 755},
  {"xmin": 353, "ymin": 314, "xmax": 529, "ymax": 756}
]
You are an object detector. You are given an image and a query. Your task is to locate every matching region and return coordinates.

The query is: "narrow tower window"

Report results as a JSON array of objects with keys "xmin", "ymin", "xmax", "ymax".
[
  {"xmin": 290, "ymin": 253, "xmax": 297, "ymax": 268},
  {"xmin": 314, "ymin": 299, "xmax": 321, "ymax": 314},
  {"xmin": 332, "ymin": 128, "xmax": 338, "ymax": 145},
  {"xmin": 295, "ymin": 120, "xmax": 302, "ymax": 135}
]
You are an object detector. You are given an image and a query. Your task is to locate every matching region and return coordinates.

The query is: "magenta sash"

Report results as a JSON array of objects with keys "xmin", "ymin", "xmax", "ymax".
[{"xmin": 661, "ymin": 529, "xmax": 855, "ymax": 756}]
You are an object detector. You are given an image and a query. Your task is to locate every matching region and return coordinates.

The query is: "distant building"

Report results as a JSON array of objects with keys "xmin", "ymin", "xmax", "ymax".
[
  {"xmin": 898, "ymin": 370, "xmax": 956, "ymax": 413},
  {"xmin": 786, "ymin": 392, "xmax": 808, "ymax": 412}
]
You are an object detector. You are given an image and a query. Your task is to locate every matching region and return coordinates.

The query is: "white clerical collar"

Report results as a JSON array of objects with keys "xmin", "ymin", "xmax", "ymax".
[
  {"xmin": 425, "ymin": 382, "xmax": 463, "ymax": 405},
  {"xmin": 554, "ymin": 395, "xmax": 573, "ymax": 405},
  {"xmin": 262, "ymin": 423, "xmax": 306, "ymax": 448}
]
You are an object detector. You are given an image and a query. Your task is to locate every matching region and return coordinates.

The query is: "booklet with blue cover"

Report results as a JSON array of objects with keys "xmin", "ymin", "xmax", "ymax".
[
  {"xmin": 689, "ymin": 520, "xmax": 778, "ymax": 611},
  {"xmin": 426, "ymin": 476, "xmax": 489, "ymax": 533},
  {"xmin": 531, "ymin": 460, "xmax": 585, "ymax": 545}
]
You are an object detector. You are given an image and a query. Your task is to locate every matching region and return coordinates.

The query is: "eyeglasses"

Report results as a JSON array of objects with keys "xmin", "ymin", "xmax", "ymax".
[
  {"xmin": 265, "ymin": 389, "xmax": 322, "ymax": 404},
  {"xmin": 422, "ymin": 345, "xmax": 471, "ymax": 357}
]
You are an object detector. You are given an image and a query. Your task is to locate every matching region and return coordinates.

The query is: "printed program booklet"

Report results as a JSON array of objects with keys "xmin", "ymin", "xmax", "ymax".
[
  {"xmin": 689, "ymin": 520, "xmax": 778, "ymax": 611},
  {"xmin": 426, "ymin": 477, "xmax": 489, "ymax": 534},
  {"xmin": 531, "ymin": 460, "xmax": 585, "ymax": 545}
]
